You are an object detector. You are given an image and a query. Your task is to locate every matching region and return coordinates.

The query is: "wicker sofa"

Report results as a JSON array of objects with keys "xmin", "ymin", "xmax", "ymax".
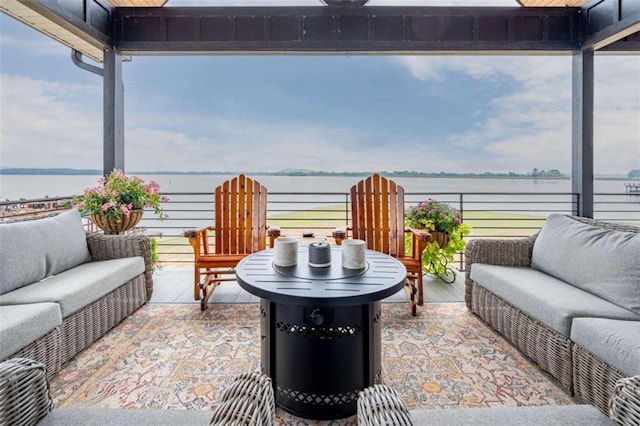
[
  {"xmin": 0, "ymin": 358, "xmax": 275, "ymax": 426},
  {"xmin": 464, "ymin": 214, "xmax": 640, "ymax": 415},
  {"xmin": 0, "ymin": 210, "xmax": 153, "ymax": 378},
  {"xmin": 357, "ymin": 377, "xmax": 640, "ymax": 425}
]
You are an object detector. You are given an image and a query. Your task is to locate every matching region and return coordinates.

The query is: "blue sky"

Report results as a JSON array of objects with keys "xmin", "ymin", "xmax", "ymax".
[{"xmin": 1, "ymin": 2, "xmax": 639, "ymax": 175}]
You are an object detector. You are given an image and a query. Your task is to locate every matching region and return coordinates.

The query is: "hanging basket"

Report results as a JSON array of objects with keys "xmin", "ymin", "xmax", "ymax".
[
  {"xmin": 91, "ymin": 210, "xmax": 143, "ymax": 234},
  {"xmin": 430, "ymin": 230, "xmax": 450, "ymax": 248}
]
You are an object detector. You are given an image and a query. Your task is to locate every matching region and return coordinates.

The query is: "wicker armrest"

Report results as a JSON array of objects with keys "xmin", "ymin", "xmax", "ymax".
[
  {"xmin": 357, "ymin": 384, "xmax": 413, "ymax": 426},
  {"xmin": 609, "ymin": 376, "xmax": 640, "ymax": 426},
  {"xmin": 210, "ymin": 372, "xmax": 275, "ymax": 426},
  {"xmin": 86, "ymin": 233, "xmax": 153, "ymax": 300},
  {"xmin": 0, "ymin": 358, "xmax": 53, "ymax": 425},
  {"xmin": 464, "ymin": 236, "xmax": 537, "ymax": 308}
]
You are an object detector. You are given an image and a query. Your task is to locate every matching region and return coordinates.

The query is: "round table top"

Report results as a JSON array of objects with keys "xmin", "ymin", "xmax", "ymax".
[{"xmin": 236, "ymin": 247, "xmax": 407, "ymax": 307}]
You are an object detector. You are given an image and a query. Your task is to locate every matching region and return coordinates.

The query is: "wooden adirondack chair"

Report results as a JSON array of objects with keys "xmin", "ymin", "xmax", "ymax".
[
  {"xmin": 184, "ymin": 174, "xmax": 280, "ymax": 311},
  {"xmin": 333, "ymin": 173, "xmax": 431, "ymax": 316}
]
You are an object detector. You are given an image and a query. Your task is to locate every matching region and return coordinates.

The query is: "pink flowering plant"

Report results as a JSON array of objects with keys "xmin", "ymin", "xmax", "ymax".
[
  {"xmin": 74, "ymin": 169, "xmax": 169, "ymax": 221},
  {"xmin": 405, "ymin": 198, "xmax": 463, "ymax": 234},
  {"xmin": 405, "ymin": 198, "xmax": 471, "ymax": 281}
]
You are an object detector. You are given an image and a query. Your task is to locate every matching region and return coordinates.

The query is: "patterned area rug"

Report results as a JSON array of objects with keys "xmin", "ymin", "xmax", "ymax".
[{"xmin": 50, "ymin": 303, "xmax": 574, "ymax": 425}]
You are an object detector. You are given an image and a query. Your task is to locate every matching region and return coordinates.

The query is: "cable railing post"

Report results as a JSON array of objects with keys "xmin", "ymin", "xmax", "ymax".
[
  {"xmin": 344, "ymin": 192, "xmax": 349, "ymax": 227},
  {"xmin": 459, "ymin": 192, "xmax": 465, "ymax": 271}
]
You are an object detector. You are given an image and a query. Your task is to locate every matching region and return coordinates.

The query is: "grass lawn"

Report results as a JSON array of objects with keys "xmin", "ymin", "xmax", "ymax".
[{"xmin": 154, "ymin": 207, "xmax": 548, "ymax": 265}]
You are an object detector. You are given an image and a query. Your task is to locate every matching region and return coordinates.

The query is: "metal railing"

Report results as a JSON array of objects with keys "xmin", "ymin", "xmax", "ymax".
[{"xmin": 2, "ymin": 191, "xmax": 638, "ymax": 269}]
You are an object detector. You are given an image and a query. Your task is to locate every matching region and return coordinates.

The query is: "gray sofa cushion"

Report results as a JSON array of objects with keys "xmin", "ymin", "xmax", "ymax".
[
  {"xmin": 41, "ymin": 210, "xmax": 91, "ymax": 276},
  {"xmin": 0, "ymin": 257, "xmax": 144, "ymax": 317},
  {"xmin": 571, "ymin": 317, "xmax": 640, "ymax": 377},
  {"xmin": 0, "ymin": 210, "xmax": 91, "ymax": 295},
  {"xmin": 470, "ymin": 264, "xmax": 640, "ymax": 336},
  {"xmin": 411, "ymin": 405, "xmax": 613, "ymax": 426},
  {"xmin": 0, "ymin": 219, "xmax": 48, "ymax": 295},
  {"xmin": 39, "ymin": 408, "xmax": 213, "ymax": 425},
  {"xmin": 531, "ymin": 214, "xmax": 640, "ymax": 314},
  {"xmin": 0, "ymin": 303, "xmax": 62, "ymax": 360}
]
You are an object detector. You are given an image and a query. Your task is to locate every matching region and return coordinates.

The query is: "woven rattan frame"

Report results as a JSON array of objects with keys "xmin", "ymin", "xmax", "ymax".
[
  {"xmin": 60, "ymin": 275, "xmax": 146, "ymax": 364},
  {"xmin": 573, "ymin": 343, "xmax": 626, "ymax": 416},
  {"xmin": 464, "ymin": 236, "xmax": 536, "ymax": 309},
  {"xmin": 86, "ymin": 233, "xmax": 154, "ymax": 300},
  {"xmin": 465, "ymin": 214, "xmax": 640, "ymax": 395},
  {"xmin": 609, "ymin": 376, "xmax": 640, "ymax": 426},
  {"xmin": 464, "ymin": 215, "xmax": 638, "ymax": 310},
  {"xmin": 0, "ymin": 358, "xmax": 53, "ymax": 426},
  {"xmin": 471, "ymin": 283, "xmax": 573, "ymax": 391},
  {"xmin": 1, "ymin": 216, "xmax": 152, "ymax": 379},
  {"xmin": 357, "ymin": 384, "xmax": 413, "ymax": 426},
  {"xmin": 209, "ymin": 372, "xmax": 275, "ymax": 426},
  {"xmin": 8, "ymin": 328, "xmax": 61, "ymax": 380}
]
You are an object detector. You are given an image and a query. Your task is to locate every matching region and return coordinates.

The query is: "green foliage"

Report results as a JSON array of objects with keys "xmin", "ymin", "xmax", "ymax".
[
  {"xmin": 405, "ymin": 198, "xmax": 462, "ymax": 234},
  {"xmin": 530, "ymin": 168, "xmax": 564, "ymax": 178},
  {"xmin": 73, "ymin": 169, "xmax": 169, "ymax": 221},
  {"xmin": 405, "ymin": 199, "xmax": 472, "ymax": 281},
  {"xmin": 150, "ymin": 237, "xmax": 160, "ymax": 272},
  {"xmin": 629, "ymin": 169, "xmax": 640, "ymax": 178},
  {"xmin": 421, "ymin": 223, "xmax": 472, "ymax": 279}
]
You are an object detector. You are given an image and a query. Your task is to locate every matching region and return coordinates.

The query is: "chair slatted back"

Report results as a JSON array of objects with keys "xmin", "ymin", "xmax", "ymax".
[
  {"xmin": 350, "ymin": 173, "xmax": 405, "ymax": 258},
  {"xmin": 214, "ymin": 174, "xmax": 267, "ymax": 255}
]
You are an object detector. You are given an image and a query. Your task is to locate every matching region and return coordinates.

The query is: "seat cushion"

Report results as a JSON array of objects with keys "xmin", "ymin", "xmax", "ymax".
[
  {"xmin": 40, "ymin": 210, "xmax": 92, "ymax": 276},
  {"xmin": 571, "ymin": 317, "xmax": 640, "ymax": 377},
  {"xmin": 0, "ymin": 303, "xmax": 62, "ymax": 360},
  {"xmin": 0, "ymin": 210, "xmax": 91, "ymax": 295},
  {"xmin": 39, "ymin": 408, "xmax": 213, "ymax": 426},
  {"xmin": 470, "ymin": 264, "xmax": 640, "ymax": 336},
  {"xmin": 0, "ymin": 258, "xmax": 144, "ymax": 318},
  {"xmin": 411, "ymin": 405, "xmax": 613, "ymax": 426},
  {"xmin": 531, "ymin": 214, "xmax": 640, "ymax": 314}
]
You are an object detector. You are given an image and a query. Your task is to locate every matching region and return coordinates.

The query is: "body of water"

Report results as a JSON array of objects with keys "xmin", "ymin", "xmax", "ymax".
[{"xmin": 0, "ymin": 174, "xmax": 633, "ymax": 200}]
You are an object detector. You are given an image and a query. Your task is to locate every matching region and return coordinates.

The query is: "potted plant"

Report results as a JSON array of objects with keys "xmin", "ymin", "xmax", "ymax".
[
  {"xmin": 74, "ymin": 169, "xmax": 169, "ymax": 234},
  {"xmin": 405, "ymin": 198, "xmax": 471, "ymax": 282}
]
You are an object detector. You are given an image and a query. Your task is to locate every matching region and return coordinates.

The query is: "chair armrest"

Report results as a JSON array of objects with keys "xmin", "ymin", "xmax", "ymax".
[
  {"xmin": 267, "ymin": 225, "xmax": 281, "ymax": 236},
  {"xmin": 405, "ymin": 227, "xmax": 431, "ymax": 261},
  {"xmin": 0, "ymin": 358, "xmax": 53, "ymax": 425},
  {"xmin": 357, "ymin": 384, "xmax": 413, "ymax": 426},
  {"xmin": 406, "ymin": 227, "xmax": 432, "ymax": 243},
  {"xmin": 464, "ymin": 236, "xmax": 537, "ymax": 309},
  {"xmin": 183, "ymin": 226, "xmax": 215, "ymax": 257},
  {"xmin": 183, "ymin": 226, "xmax": 213, "ymax": 239},
  {"xmin": 609, "ymin": 375, "xmax": 640, "ymax": 425},
  {"xmin": 86, "ymin": 233, "xmax": 154, "ymax": 301},
  {"xmin": 332, "ymin": 226, "xmax": 348, "ymax": 245},
  {"xmin": 267, "ymin": 226, "xmax": 281, "ymax": 248},
  {"xmin": 268, "ymin": 226, "xmax": 281, "ymax": 238}
]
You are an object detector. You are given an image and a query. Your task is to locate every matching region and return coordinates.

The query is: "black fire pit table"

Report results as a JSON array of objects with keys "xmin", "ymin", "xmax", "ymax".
[{"xmin": 235, "ymin": 246, "xmax": 407, "ymax": 420}]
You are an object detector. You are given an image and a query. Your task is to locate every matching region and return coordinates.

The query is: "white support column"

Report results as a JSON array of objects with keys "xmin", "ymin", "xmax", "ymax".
[
  {"xmin": 103, "ymin": 50, "xmax": 125, "ymax": 175},
  {"xmin": 571, "ymin": 50, "xmax": 594, "ymax": 218}
]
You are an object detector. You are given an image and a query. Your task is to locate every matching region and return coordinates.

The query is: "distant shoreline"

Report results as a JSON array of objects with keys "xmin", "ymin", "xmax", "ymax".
[{"xmin": 0, "ymin": 168, "xmax": 636, "ymax": 181}]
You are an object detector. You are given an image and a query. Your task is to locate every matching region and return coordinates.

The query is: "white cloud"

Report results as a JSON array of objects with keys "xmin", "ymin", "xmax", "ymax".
[
  {"xmin": 125, "ymin": 118, "xmax": 398, "ymax": 172},
  {"xmin": 2, "ymin": 53, "xmax": 637, "ymax": 176},
  {"xmin": 0, "ymin": 33, "xmax": 65, "ymax": 56},
  {"xmin": 394, "ymin": 55, "xmax": 640, "ymax": 175},
  {"xmin": 0, "ymin": 74, "xmax": 103, "ymax": 169}
]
